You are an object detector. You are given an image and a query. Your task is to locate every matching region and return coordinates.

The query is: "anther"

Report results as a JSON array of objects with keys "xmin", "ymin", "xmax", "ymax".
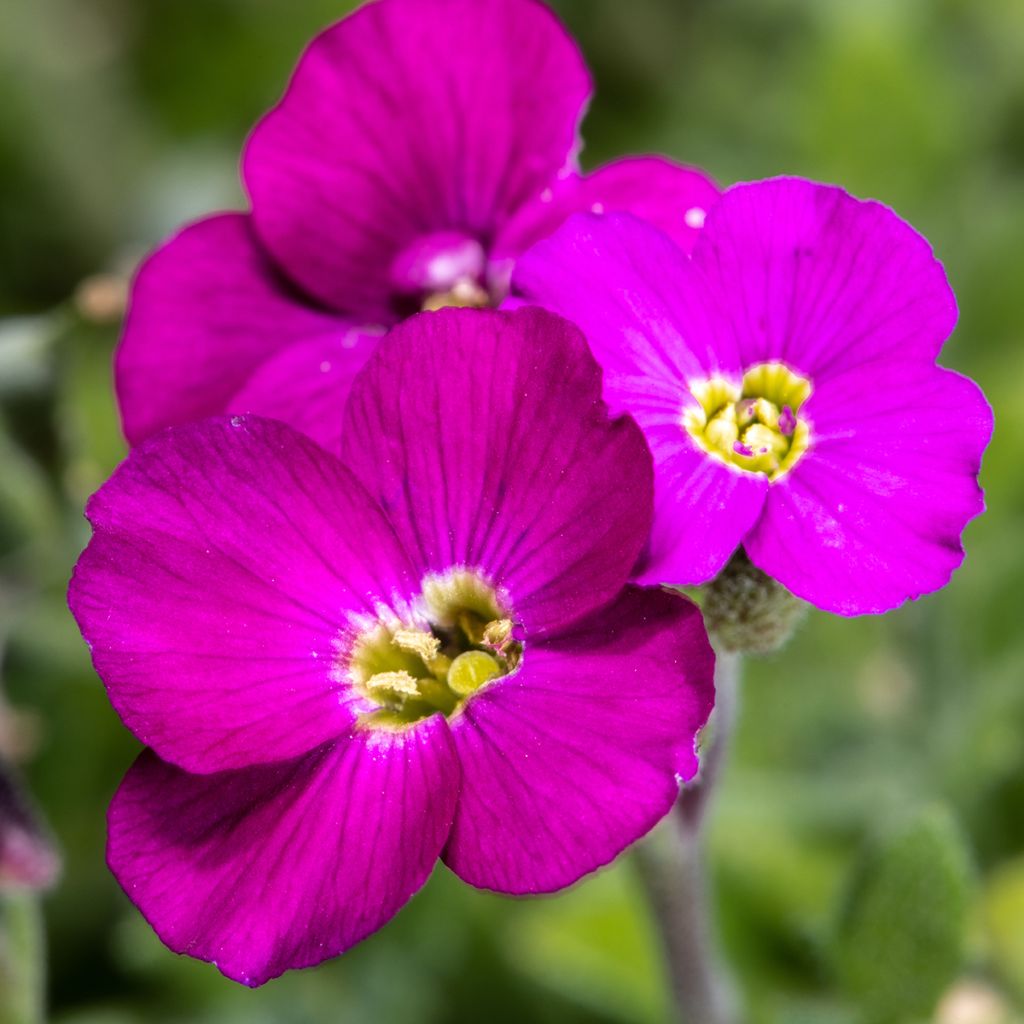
[
  {"xmin": 482, "ymin": 618, "xmax": 513, "ymax": 649},
  {"xmin": 392, "ymin": 629, "xmax": 441, "ymax": 662},
  {"xmin": 365, "ymin": 671, "xmax": 421, "ymax": 702}
]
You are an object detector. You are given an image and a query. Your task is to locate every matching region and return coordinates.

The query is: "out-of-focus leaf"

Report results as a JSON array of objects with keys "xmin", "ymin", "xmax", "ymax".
[
  {"xmin": 833, "ymin": 805, "xmax": 973, "ymax": 1023},
  {"xmin": 757, "ymin": 995, "xmax": 860, "ymax": 1024},
  {"xmin": 0, "ymin": 317, "xmax": 58, "ymax": 397},
  {"xmin": 53, "ymin": 1014, "xmax": 140, "ymax": 1024},
  {"xmin": 53, "ymin": 318, "xmax": 125, "ymax": 503},
  {"xmin": 797, "ymin": 7, "xmax": 967, "ymax": 208},
  {"xmin": 983, "ymin": 856, "xmax": 1024, "ymax": 998},
  {"xmin": 0, "ymin": 893, "xmax": 45, "ymax": 1024},
  {"xmin": 0, "ymin": 427, "xmax": 59, "ymax": 567},
  {"xmin": 501, "ymin": 860, "xmax": 669, "ymax": 1024},
  {"xmin": 712, "ymin": 799, "xmax": 843, "ymax": 998}
]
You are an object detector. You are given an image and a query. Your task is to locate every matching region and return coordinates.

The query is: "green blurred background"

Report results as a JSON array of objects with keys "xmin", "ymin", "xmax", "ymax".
[{"xmin": 1, "ymin": 0, "xmax": 1022, "ymax": 1021}]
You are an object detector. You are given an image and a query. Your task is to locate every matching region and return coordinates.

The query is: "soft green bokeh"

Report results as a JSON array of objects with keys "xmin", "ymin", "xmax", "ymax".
[
  {"xmin": 1, "ymin": 1, "xmax": 1022, "ymax": 1021},
  {"xmin": 834, "ymin": 807, "xmax": 973, "ymax": 1022}
]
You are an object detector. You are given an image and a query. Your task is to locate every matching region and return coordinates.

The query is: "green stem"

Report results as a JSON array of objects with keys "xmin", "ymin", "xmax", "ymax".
[
  {"xmin": 636, "ymin": 651, "xmax": 742, "ymax": 1024},
  {"xmin": 0, "ymin": 892, "xmax": 45, "ymax": 1024}
]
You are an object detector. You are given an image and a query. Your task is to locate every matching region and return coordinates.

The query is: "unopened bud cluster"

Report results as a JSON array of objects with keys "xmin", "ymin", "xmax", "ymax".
[{"xmin": 699, "ymin": 548, "xmax": 807, "ymax": 655}]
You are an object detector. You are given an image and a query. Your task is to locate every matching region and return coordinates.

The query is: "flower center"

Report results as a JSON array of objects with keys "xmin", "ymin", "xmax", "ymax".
[
  {"xmin": 389, "ymin": 231, "xmax": 496, "ymax": 313},
  {"xmin": 683, "ymin": 363, "xmax": 811, "ymax": 480},
  {"xmin": 421, "ymin": 279, "xmax": 491, "ymax": 311},
  {"xmin": 344, "ymin": 569, "xmax": 521, "ymax": 730}
]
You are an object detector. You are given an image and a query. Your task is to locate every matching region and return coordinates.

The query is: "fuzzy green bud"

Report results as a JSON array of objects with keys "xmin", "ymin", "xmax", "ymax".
[{"xmin": 699, "ymin": 548, "xmax": 807, "ymax": 655}]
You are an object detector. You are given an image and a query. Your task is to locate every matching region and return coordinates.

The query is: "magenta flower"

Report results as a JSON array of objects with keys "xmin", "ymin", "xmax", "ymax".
[
  {"xmin": 69, "ymin": 308, "xmax": 714, "ymax": 985},
  {"xmin": 515, "ymin": 177, "xmax": 993, "ymax": 615},
  {"xmin": 116, "ymin": 0, "xmax": 718, "ymax": 451}
]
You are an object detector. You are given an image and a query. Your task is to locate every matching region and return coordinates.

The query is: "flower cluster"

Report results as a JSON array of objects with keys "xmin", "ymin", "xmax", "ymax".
[{"xmin": 68, "ymin": 0, "xmax": 991, "ymax": 989}]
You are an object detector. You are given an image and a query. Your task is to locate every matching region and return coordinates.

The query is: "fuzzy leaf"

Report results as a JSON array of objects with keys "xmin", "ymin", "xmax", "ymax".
[{"xmin": 834, "ymin": 805, "xmax": 972, "ymax": 1023}]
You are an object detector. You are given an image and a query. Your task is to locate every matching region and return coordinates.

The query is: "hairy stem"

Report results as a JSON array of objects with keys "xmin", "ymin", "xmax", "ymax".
[{"xmin": 636, "ymin": 651, "xmax": 742, "ymax": 1024}]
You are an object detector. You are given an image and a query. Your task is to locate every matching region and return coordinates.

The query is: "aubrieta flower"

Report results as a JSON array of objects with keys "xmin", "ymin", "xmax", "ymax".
[
  {"xmin": 68, "ymin": 308, "xmax": 714, "ymax": 985},
  {"xmin": 515, "ymin": 177, "xmax": 993, "ymax": 615},
  {"xmin": 116, "ymin": 0, "xmax": 719, "ymax": 451}
]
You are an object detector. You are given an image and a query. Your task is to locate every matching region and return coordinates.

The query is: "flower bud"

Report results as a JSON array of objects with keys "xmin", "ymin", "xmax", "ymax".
[{"xmin": 699, "ymin": 548, "xmax": 807, "ymax": 655}]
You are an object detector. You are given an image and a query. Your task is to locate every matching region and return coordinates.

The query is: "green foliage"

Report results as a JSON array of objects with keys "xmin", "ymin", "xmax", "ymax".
[
  {"xmin": 834, "ymin": 807, "xmax": 972, "ymax": 1023},
  {"xmin": 505, "ymin": 862, "xmax": 670, "ymax": 1024},
  {"xmin": 984, "ymin": 856, "xmax": 1024, "ymax": 1000},
  {"xmin": 0, "ymin": 894, "xmax": 45, "ymax": 1024}
]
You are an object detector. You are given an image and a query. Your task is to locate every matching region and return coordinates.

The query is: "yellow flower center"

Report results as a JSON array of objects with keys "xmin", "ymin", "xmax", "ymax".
[
  {"xmin": 421, "ymin": 278, "xmax": 491, "ymax": 311},
  {"xmin": 343, "ymin": 569, "xmax": 520, "ymax": 730},
  {"xmin": 682, "ymin": 363, "xmax": 812, "ymax": 481}
]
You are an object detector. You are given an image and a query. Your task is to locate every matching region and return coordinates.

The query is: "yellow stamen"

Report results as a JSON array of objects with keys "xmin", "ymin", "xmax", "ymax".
[
  {"xmin": 348, "ymin": 569, "xmax": 522, "ymax": 730},
  {"xmin": 364, "ymin": 670, "xmax": 421, "ymax": 702},
  {"xmin": 422, "ymin": 278, "xmax": 490, "ymax": 311},
  {"xmin": 482, "ymin": 618, "xmax": 513, "ymax": 649},
  {"xmin": 392, "ymin": 628, "xmax": 441, "ymax": 662},
  {"xmin": 682, "ymin": 362, "xmax": 812, "ymax": 481}
]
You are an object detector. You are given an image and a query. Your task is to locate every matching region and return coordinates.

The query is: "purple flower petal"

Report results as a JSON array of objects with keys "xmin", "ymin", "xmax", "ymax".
[
  {"xmin": 68, "ymin": 416, "xmax": 417, "ymax": 773},
  {"xmin": 688, "ymin": 177, "xmax": 959, "ymax": 377},
  {"xmin": 514, "ymin": 213, "xmax": 759, "ymax": 582},
  {"xmin": 116, "ymin": 213, "xmax": 349, "ymax": 446},
  {"xmin": 389, "ymin": 230, "xmax": 487, "ymax": 297},
  {"xmin": 635, "ymin": 427, "xmax": 767, "ymax": 585},
  {"xmin": 746, "ymin": 361, "xmax": 992, "ymax": 614},
  {"xmin": 108, "ymin": 718, "xmax": 459, "ymax": 986},
  {"xmin": 515, "ymin": 178, "xmax": 960, "ymax": 396},
  {"xmin": 514, "ymin": 211, "xmax": 742, "ymax": 390},
  {"xmin": 243, "ymin": 0, "xmax": 591, "ymax": 320},
  {"xmin": 340, "ymin": 307, "xmax": 653, "ymax": 635},
  {"xmin": 443, "ymin": 587, "xmax": 714, "ymax": 893},
  {"xmin": 227, "ymin": 329, "xmax": 381, "ymax": 454},
  {"xmin": 496, "ymin": 155, "xmax": 720, "ymax": 261}
]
